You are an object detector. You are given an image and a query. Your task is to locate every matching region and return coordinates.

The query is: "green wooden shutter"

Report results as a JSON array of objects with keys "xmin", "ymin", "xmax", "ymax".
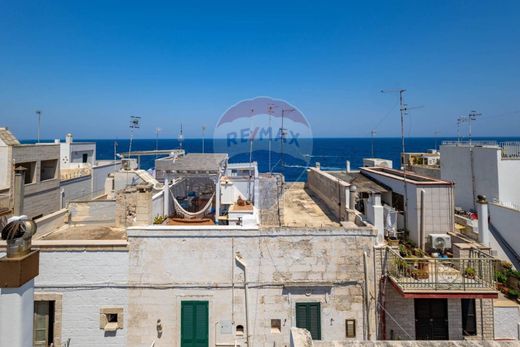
[
  {"xmin": 181, "ymin": 301, "xmax": 209, "ymax": 347},
  {"xmin": 296, "ymin": 302, "xmax": 321, "ymax": 340}
]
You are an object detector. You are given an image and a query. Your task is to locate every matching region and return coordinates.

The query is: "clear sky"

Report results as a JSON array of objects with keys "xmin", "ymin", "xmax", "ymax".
[{"xmin": 1, "ymin": 1, "xmax": 519, "ymax": 139}]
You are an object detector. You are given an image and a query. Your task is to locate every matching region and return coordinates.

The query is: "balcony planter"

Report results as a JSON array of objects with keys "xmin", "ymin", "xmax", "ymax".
[
  {"xmin": 412, "ymin": 268, "xmax": 429, "ymax": 280},
  {"xmin": 464, "ymin": 267, "xmax": 476, "ymax": 280},
  {"xmin": 388, "ymin": 238, "xmax": 399, "ymax": 247}
]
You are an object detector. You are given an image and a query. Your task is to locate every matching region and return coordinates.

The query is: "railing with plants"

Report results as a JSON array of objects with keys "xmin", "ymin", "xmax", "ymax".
[
  {"xmin": 495, "ymin": 261, "xmax": 520, "ymax": 302},
  {"xmin": 386, "ymin": 247, "xmax": 496, "ymax": 291}
]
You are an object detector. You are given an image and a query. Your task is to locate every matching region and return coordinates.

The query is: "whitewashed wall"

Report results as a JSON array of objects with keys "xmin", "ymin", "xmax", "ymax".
[
  {"xmin": 34, "ymin": 249, "xmax": 129, "ymax": 347},
  {"xmin": 489, "ymin": 202, "xmax": 520, "ymax": 260}
]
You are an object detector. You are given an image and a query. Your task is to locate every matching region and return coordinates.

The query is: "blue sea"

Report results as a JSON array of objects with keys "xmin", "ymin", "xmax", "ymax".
[{"xmin": 25, "ymin": 137, "xmax": 520, "ymax": 181}]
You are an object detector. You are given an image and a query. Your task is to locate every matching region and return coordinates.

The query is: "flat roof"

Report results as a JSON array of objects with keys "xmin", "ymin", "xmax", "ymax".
[
  {"xmin": 282, "ymin": 182, "xmax": 340, "ymax": 228},
  {"xmin": 361, "ymin": 167, "xmax": 453, "ymax": 185},
  {"xmin": 40, "ymin": 225, "xmax": 126, "ymax": 241},
  {"xmin": 329, "ymin": 171, "xmax": 388, "ymax": 193},
  {"xmin": 163, "ymin": 153, "xmax": 228, "ymax": 173}
]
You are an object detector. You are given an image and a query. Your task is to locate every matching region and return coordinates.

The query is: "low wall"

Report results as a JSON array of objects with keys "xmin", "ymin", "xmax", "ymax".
[
  {"xmin": 489, "ymin": 202, "xmax": 520, "ymax": 256},
  {"xmin": 152, "ymin": 191, "xmax": 164, "ymax": 217},
  {"xmin": 69, "ymin": 200, "xmax": 116, "ymax": 224},
  {"xmin": 306, "ymin": 168, "xmax": 349, "ymax": 220},
  {"xmin": 34, "ymin": 208, "xmax": 68, "ymax": 237}
]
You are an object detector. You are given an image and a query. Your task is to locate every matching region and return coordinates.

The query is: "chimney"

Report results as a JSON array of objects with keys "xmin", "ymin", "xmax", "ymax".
[
  {"xmin": 13, "ymin": 167, "xmax": 25, "ymax": 216},
  {"xmin": 65, "ymin": 133, "xmax": 73, "ymax": 144},
  {"xmin": 346, "ymin": 160, "xmax": 351, "ymax": 173},
  {"xmin": 476, "ymin": 195, "xmax": 489, "ymax": 246}
]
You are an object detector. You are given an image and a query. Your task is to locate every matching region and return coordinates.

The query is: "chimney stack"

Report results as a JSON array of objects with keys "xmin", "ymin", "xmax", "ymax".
[
  {"xmin": 476, "ymin": 195, "xmax": 490, "ymax": 246},
  {"xmin": 13, "ymin": 167, "xmax": 25, "ymax": 216},
  {"xmin": 65, "ymin": 133, "xmax": 73, "ymax": 144},
  {"xmin": 346, "ymin": 160, "xmax": 351, "ymax": 173}
]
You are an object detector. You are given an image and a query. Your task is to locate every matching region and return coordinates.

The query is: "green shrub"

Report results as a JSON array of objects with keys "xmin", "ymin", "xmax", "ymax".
[
  {"xmin": 496, "ymin": 271, "xmax": 508, "ymax": 284},
  {"xmin": 464, "ymin": 267, "xmax": 476, "ymax": 278},
  {"xmin": 153, "ymin": 215, "xmax": 166, "ymax": 225},
  {"xmin": 508, "ymin": 289, "xmax": 519, "ymax": 299}
]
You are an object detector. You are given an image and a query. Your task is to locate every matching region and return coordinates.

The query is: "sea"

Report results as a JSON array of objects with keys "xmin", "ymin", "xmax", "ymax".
[{"xmin": 25, "ymin": 137, "xmax": 520, "ymax": 182}]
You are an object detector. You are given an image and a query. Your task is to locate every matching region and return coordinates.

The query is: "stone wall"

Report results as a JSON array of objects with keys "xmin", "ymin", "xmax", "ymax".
[
  {"xmin": 258, "ymin": 173, "xmax": 284, "ymax": 226},
  {"xmin": 126, "ymin": 226, "xmax": 377, "ymax": 346},
  {"xmin": 306, "ymin": 168, "xmax": 350, "ymax": 221}
]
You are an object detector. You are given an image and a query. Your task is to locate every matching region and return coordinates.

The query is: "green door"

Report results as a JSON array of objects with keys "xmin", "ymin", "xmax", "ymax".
[
  {"xmin": 181, "ymin": 301, "xmax": 209, "ymax": 347},
  {"xmin": 296, "ymin": 302, "xmax": 321, "ymax": 340}
]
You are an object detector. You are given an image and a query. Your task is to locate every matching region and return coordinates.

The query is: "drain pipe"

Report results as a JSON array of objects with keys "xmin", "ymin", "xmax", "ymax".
[
  {"xmin": 420, "ymin": 189, "xmax": 425, "ymax": 250},
  {"xmin": 363, "ymin": 251, "xmax": 371, "ymax": 340},
  {"xmin": 235, "ymin": 253, "xmax": 250, "ymax": 347}
]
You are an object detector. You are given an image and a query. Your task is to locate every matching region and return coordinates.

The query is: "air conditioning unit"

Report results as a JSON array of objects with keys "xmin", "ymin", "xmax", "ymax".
[{"xmin": 429, "ymin": 234, "xmax": 452, "ymax": 250}]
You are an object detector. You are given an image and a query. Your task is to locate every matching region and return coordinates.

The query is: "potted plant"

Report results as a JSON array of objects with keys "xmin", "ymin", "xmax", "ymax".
[
  {"xmin": 464, "ymin": 267, "xmax": 476, "ymax": 279},
  {"xmin": 496, "ymin": 271, "xmax": 508, "ymax": 291},
  {"xmin": 412, "ymin": 268, "xmax": 429, "ymax": 280}
]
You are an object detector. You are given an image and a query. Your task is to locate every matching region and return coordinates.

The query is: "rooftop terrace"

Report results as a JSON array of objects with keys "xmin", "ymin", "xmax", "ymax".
[{"xmin": 282, "ymin": 183, "xmax": 340, "ymax": 228}]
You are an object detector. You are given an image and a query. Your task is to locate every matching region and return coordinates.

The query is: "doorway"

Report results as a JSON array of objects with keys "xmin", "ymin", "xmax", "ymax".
[
  {"xmin": 181, "ymin": 301, "xmax": 209, "ymax": 347},
  {"xmin": 414, "ymin": 299, "xmax": 449, "ymax": 340}
]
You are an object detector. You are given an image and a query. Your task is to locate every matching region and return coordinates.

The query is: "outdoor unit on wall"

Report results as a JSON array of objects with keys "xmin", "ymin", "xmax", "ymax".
[{"xmin": 429, "ymin": 234, "xmax": 452, "ymax": 250}]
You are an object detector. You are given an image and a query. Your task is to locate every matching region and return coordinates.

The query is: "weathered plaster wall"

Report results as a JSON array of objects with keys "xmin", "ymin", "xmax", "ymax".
[{"xmin": 126, "ymin": 226, "xmax": 377, "ymax": 346}]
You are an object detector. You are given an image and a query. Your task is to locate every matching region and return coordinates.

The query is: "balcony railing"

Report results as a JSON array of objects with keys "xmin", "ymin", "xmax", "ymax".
[{"xmin": 386, "ymin": 248, "xmax": 496, "ymax": 292}]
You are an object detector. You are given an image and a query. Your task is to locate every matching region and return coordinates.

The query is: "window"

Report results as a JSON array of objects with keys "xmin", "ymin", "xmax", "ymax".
[
  {"xmin": 40, "ymin": 159, "xmax": 58, "ymax": 181},
  {"xmin": 295, "ymin": 302, "xmax": 321, "ymax": 340},
  {"xmin": 271, "ymin": 319, "xmax": 281, "ymax": 333},
  {"xmin": 461, "ymin": 299, "xmax": 477, "ymax": 336},
  {"xmin": 82, "ymin": 153, "xmax": 88, "ymax": 163},
  {"xmin": 100, "ymin": 307, "xmax": 124, "ymax": 332},
  {"xmin": 345, "ymin": 319, "xmax": 356, "ymax": 338},
  {"xmin": 17, "ymin": 162, "xmax": 36, "ymax": 184},
  {"xmin": 236, "ymin": 325, "xmax": 244, "ymax": 336},
  {"xmin": 33, "ymin": 301, "xmax": 55, "ymax": 347}
]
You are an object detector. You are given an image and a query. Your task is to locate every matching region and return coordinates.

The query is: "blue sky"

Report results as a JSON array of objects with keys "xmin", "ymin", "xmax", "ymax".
[{"xmin": 1, "ymin": 1, "xmax": 519, "ymax": 139}]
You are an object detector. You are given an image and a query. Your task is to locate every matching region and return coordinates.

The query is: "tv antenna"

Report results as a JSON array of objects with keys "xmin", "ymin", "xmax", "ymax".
[
  {"xmin": 280, "ymin": 108, "xmax": 294, "ymax": 167},
  {"xmin": 459, "ymin": 111, "xmax": 481, "ymax": 145},
  {"xmin": 36, "ymin": 110, "xmax": 42, "ymax": 143},
  {"xmin": 155, "ymin": 128, "xmax": 161, "ymax": 159},
  {"xmin": 380, "ymin": 89, "xmax": 422, "ymax": 234},
  {"xmin": 128, "ymin": 116, "xmax": 141, "ymax": 156},
  {"xmin": 267, "ymin": 103, "xmax": 279, "ymax": 172}
]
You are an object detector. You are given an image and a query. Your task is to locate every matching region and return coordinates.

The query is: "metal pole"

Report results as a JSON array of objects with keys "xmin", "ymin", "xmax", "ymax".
[
  {"xmin": 202, "ymin": 126, "xmax": 206, "ymax": 153},
  {"xmin": 399, "ymin": 90, "xmax": 409, "ymax": 233},
  {"xmin": 268, "ymin": 108, "xmax": 272, "ymax": 172},
  {"xmin": 36, "ymin": 110, "xmax": 41, "ymax": 143}
]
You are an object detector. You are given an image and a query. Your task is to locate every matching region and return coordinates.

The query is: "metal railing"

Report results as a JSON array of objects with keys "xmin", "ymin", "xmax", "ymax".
[
  {"xmin": 491, "ymin": 199, "xmax": 520, "ymax": 212},
  {"xmin": 441, "ymin": 140, "xmax": 520, "ymax": 159},
  {"xmin": 501, "ymin": 141, "xmax": 520, "ymax": 159},
  {"xmin": 386, "ymin": 248, "xmax": 496, "ymax": 291},
  {"xmin": 441, "ymin": 140, "xmax": 498, "ymax": 146}
]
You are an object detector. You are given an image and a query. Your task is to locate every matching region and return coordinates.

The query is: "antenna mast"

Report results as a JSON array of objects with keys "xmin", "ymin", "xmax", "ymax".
[
  {"xmin": 155, "ymin": 128, "xmax": 161, "ymax": 160},
  {"xmin": 381, "ymin": 89, "xmax": 409, "ymax": 233},
  {"xmin": 279, "ymin": 108, "xmax": 294, "ymax": 167},
  {"xmin": 36, "ymin": 110, "xmax": 41, "ymax": 143},
  {"xmin": 129, "ymin": 116, "xmax": 141, "ymax": 157},
  {"xmin": 370, "ymin": 130, "xmax": 376, "ymax": 157},
  {"xmin": 201, "ymin": 125, "xmax": 206, "ymax": 153},
  {"xmin": 178, "ymin": 123, "xmax": 184, "ymax": 149}
]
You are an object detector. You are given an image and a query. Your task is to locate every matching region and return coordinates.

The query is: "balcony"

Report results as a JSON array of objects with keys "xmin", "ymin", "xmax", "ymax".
[{"xmin": 385, "ymin": 247, "xmax": 498, "ymax": 298}]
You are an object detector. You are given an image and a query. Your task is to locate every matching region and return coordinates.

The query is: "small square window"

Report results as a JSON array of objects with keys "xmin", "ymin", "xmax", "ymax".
[
  {"xmin": 100, "ymin": 307, "xmax": 123, "ymax": 332},
  {"xmin": 346, "ymin": 319, "xmax": 356, "ymax": 338},
  {"xmin": 271, "ymin": 319, "xmax": 281, "ymax": 333}
]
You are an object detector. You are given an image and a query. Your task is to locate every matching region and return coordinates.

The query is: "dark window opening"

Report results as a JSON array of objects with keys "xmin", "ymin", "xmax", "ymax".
[
  {"xmin": 236, "ymin": 325, "xmax": 244, "ymax": 335},
  {"xmin": 392, "ymin": 192, "xmax": 404, "ymax": 211},
  {"xmin": 82, "ymin": 153, "xmax": 88, "ymax": 163},
  {"xmin": 40, "ymin": 159, "xmax": 58, "ymax": 181},
  {"xmin": 18, "ymin": 162, "xmax": 36, "ymax": 184},
  {"xmin": 33, "ymin": 300, "xmax": 55, "ymax": 347},
  {"xmin": 461, "ymin": 299, "xmax": 477, "ymax": 336},
  {"xmin": 106, "ymin": 313, "xmax": 118, "ymax": 323}
]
